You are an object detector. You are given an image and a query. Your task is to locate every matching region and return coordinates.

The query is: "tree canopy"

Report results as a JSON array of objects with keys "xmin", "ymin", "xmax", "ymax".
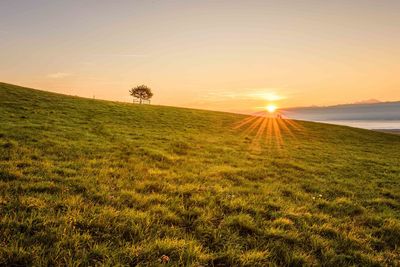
[{"xmin": 129, "ymin": 85, "xmax": 153, "ymax": 104}]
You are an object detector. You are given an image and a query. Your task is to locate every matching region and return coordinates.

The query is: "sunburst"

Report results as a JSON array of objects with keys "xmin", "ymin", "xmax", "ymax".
[{"xmin": 233, "ymin": 109, "xmax": 304, "ymax": 151}]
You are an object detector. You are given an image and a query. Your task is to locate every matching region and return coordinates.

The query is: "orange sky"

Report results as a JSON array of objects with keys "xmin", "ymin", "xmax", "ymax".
[{"xmin": 1, "ymin": 1, "xmax": 399, "ymax": 113}]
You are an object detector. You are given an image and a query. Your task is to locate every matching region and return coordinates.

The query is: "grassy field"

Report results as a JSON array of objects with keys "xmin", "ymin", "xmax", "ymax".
[{"xmin": 1, "ymin": 82, "xmax": 399, "ymax": 266}]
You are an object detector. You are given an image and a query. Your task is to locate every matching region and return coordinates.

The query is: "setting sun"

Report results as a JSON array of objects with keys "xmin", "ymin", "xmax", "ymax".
[{"xmin": 266, "ymin": 104, "xmax": 277, "ymax": 113}]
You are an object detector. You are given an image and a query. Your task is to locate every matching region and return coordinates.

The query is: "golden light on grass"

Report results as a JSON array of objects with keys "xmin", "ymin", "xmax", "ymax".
[{"xmin": 233, "ymin": 108, "xmax": 304, "ymax": 151}]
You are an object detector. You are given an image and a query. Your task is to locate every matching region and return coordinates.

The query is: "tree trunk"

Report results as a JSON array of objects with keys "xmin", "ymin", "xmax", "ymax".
[{"xmin": 140, "ymin": 98, "xmax": 142, "ymax": 104}]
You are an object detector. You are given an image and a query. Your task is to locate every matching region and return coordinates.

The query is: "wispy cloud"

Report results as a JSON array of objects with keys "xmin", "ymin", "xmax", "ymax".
[
  {"xmin": 204, "ymin": 89, "xmax": 287, "ymax": 102},
  {"xmin": 352, "ymin": 99, "xmax": 381, "ymax": 105},
  {"xmin": 115, "ymin": 54, "xmax": 148, "ymax": 57},
  {"xmin": 47, "ymin": 72, "xmax": 72, "ymax": 79},
  {"xmin": 93, "ymin": 53, "xmax": 148, "ymax": 58}
]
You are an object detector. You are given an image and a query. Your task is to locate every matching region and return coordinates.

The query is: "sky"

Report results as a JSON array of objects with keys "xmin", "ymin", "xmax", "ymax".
[{"xmin": 1, "ymin": 0, "xmax": 399, "ymax": 113}]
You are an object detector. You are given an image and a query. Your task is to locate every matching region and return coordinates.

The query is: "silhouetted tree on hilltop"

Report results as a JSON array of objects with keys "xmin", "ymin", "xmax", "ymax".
[{"xmin": 129, "ymin": 85, "xmax": 153, "ymax": 104}]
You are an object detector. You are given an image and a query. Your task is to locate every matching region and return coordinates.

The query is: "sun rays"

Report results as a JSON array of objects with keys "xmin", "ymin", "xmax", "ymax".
[{"xmin": 233, "ymin": 110, "xmax": 304, "ymax": 151}]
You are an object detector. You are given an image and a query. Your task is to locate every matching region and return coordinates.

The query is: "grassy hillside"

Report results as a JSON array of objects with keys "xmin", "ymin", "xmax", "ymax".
[{"xmin": 1, "ymin": 82, "xmax": 399, "ymax": 266}]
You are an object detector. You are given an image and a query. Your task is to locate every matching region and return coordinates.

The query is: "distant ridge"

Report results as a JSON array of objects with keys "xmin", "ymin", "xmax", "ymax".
[{"xmin": 283, "ymin": 101, "xmax": 400, "ymax": 121}]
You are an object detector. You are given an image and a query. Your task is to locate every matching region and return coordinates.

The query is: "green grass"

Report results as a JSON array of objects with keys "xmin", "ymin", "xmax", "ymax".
[{"xmin": 1, "ymin": 82, "xmax": 399, "ymax": 266}]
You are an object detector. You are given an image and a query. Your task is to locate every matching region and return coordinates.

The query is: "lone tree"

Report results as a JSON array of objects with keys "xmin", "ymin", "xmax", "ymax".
[{"xmin": 129, "ymin": 85, "xmax": 153, "ymax": 104}]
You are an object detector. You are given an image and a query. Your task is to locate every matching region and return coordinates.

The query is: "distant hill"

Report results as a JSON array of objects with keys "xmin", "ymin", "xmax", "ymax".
[
  {"xmin": 282, "ymin": 101, "xmax": 400, "ymax": 121},
  {"xmin": 1, "ymin": 82, "xmax": 400, "ymax": 266}
]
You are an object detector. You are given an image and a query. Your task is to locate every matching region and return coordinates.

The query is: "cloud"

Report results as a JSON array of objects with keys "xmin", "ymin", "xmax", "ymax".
[
  {"xmin": 116, "ymin": 54, "xmax": 148, "ymax": 57},
  {"xmin": 47, "ymin": 72, "xmax": 72, "ymax": 79},
  {"xmin": 93, "ymin": 54, "xmax": 148, "ymax": 58},
  {"xmin": 244, "ymin": 91, "xmax": 286, "ymax": 101},
  {"xmin": 204, "ymin": 89, "xmax": 286, "ymax": 102},
  {"xmin": 352, "ymin": 99, "xmax": 381, "ymax": 104}
]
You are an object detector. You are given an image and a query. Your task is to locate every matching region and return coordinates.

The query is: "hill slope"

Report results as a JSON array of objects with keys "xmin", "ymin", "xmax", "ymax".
[{"xmin": 0, "ymin": 82, "xmax": 399, "ymax": 266}]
